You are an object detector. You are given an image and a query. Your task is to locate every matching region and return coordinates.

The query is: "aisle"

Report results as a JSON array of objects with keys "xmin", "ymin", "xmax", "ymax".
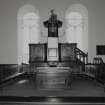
[{"xmin": 0, "ymin": 78, "xmax": 105, "ymax": 97}]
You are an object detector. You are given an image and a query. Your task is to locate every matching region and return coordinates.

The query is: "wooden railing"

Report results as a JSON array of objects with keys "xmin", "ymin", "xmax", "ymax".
[
  {"xmin": 93, "ymin": 57, "xmax": 104, "ymax": 64},
  {"xmin": 75, "ymin": 48, "xmax": 88, "ymax": 64},
  {"xmin": 85, "ymin": 62, "xmax": 105, "ymax": 84}
]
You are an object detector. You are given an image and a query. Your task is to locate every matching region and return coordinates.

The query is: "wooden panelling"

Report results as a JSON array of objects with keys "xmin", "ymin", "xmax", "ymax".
[
  {"xmin": 0, "ymin": 64, "xmax": 18, "ymax": 81},
  {"xmin": 29, "ymin": 44, "xmax": 47, "ymax": 63},
  {"xmin": 85, "ymin": 64, "xmax": 105, "ymax": 84}
]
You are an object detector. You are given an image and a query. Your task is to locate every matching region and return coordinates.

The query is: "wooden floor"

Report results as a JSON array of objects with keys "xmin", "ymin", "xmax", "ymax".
[{"xmin": 0, "ymin": 76, "xmax": 105, "ymax": 97}]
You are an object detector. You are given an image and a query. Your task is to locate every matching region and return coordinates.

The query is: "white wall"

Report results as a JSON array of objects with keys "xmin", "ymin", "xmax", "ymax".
[{"xmin": 0, "ymin": 0, "xmax": 105, "ymax": 63}]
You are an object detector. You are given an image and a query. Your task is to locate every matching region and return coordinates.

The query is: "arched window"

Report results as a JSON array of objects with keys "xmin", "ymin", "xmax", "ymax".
[
  {"xmin": 65, "ymin": 4, "xmax": 88, "ymax": 52},
  {"xmin": 17, "ymin": 4, "xmax": 40, "ymax": 64}
]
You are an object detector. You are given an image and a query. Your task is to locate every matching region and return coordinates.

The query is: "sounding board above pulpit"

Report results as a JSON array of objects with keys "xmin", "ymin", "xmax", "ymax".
[{"xmin": 43, "ymin": 9, "xmax": 62, "ymax": 37}]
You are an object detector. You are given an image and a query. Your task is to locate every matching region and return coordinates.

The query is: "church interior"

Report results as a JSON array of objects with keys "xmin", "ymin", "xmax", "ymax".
[{"xmin": 0, "ymin": 0, "xmax": 105, "ymax": 104}]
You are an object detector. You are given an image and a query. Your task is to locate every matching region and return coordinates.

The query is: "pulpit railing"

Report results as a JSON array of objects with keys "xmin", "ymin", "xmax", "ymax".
[{"xmin": 75, "ymin": 48, "xmax": 88, "ymax": 64}]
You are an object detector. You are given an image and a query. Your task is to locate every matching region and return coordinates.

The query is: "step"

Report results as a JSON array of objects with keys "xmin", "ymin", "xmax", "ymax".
[
  {"xmin": 36, "ymin": 66, "xmax": 71, "ymax": 70},
  {"xmin": 36, "ymin": 67, "xmax": 72, "ymax": 73}
]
